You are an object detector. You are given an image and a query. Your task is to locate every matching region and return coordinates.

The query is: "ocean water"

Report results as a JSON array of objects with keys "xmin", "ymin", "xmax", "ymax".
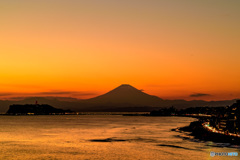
[{"xmin": 0, "ymin": 115, "xmax": 239, "ymax": 160}]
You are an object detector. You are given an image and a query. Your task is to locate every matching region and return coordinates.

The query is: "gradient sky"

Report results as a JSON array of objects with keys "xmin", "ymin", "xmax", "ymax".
[{"xmin": 0, "ymin": 0, "xmax": 240, "ymax": 101}]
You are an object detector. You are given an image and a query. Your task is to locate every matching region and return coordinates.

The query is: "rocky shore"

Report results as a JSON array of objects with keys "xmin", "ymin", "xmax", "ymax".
[{"xmin": 174, "ymin": 121, "xmax": 240, "ymax": 145}]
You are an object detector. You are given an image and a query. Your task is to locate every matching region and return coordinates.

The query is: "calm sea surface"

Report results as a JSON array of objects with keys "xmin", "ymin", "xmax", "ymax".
[{"xmin": 0, "ymin": 115, "xmax": 239, "ymax": 160}]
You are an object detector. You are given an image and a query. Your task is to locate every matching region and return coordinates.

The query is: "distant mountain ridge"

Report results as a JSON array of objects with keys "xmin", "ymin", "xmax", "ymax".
[{"xmin": 0, "ymin": 84, "xmax": 237, "ymax": 113}]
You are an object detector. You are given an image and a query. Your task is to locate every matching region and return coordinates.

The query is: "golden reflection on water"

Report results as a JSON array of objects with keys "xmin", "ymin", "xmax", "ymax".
[{"xmin": 0, "ymin": 115, "xmax": 239, "ymax": 160}]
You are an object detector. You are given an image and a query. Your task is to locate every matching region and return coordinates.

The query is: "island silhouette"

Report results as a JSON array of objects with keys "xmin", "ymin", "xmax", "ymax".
[{"xmin": 6, "ymin": 103, "xmax": 72, "ymax": 115}]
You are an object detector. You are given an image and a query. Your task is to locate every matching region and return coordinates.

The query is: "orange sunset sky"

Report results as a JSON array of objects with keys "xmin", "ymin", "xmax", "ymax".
[{"xmin": 0, "ymin": 0, "xmax": 240, "ymax": 101}]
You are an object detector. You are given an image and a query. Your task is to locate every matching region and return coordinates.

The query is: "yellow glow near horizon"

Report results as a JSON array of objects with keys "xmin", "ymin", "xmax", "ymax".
[{"xmin": 0, "ymin": 0, "xmax": 240, "ymax": 100}]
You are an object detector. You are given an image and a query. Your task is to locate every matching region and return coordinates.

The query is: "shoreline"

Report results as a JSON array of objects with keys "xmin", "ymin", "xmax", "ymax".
[
  {"xmin": 175, "ymin": 120, "xmax": 240, "ymax": 145},
  {"xmin": 2, "ymin": 112, "xmax": 238, "ymax": 145}
]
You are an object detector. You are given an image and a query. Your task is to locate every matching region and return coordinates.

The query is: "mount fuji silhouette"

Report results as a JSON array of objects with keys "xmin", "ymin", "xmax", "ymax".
[
  {"xmin": 66, "ymin": 84, "xmax": 235, "ymax": 111},
  {"xmin": 86, "ymin": 84, "xmax": 163, "ymax": 105}
]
